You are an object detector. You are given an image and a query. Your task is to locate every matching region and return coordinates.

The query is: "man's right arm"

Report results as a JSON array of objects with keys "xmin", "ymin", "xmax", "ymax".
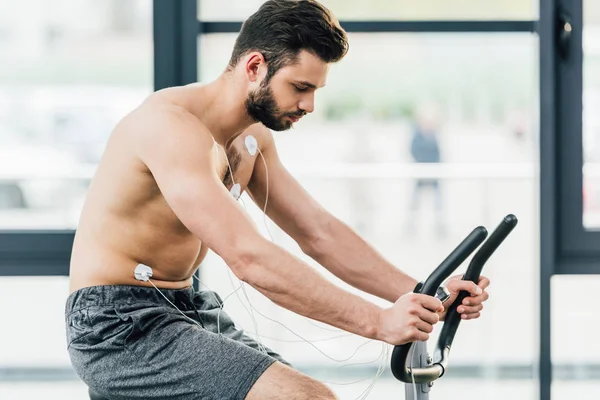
[{"xmin": 135, "ymin": 108, "xmax": 441, "ymax": 345}]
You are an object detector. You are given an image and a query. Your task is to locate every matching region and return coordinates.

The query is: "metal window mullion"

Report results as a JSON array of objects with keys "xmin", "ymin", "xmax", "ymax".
[
  {"xmin": 153, "ymin": 0, "xmax": 198, "ymax": 90},
  {"xmin": 198, "ymin": 20, "xmax": 538, "ymax": 34}
]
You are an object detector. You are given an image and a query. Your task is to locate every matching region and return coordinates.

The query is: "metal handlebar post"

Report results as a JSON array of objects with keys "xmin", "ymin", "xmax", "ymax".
[{"xmin": 394, "ymin": 214, "xmax": 518, "ymax": 399}]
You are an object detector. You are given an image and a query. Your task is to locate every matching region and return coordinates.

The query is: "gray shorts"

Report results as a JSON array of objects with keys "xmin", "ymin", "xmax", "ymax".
[{"xmin": 65, "ymin": 284, "xmax": 291, "ymax": 399}]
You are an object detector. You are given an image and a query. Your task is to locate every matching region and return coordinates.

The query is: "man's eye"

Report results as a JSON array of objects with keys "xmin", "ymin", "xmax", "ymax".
[{"xmin": 294, "ymin": 86, "xmax": 308, "ymax": 92}]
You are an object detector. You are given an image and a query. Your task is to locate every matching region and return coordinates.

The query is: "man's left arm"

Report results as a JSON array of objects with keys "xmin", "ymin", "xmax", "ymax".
[{"xmin": 246, "ymin": 125, "xmax": 487, "ymax": 319}]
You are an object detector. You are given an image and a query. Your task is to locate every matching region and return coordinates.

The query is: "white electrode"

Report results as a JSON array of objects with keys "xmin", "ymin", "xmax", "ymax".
[
  {"xmin": 230, "ymin": 183, "xmax": 241, "ymax": 200},
  {"xmin": 134, "ymin": 263, "xmax": 153, "ymax": 282},
  {"xmin": 244, "ymin": 135, "xmax": 258, "ymax": 156}
]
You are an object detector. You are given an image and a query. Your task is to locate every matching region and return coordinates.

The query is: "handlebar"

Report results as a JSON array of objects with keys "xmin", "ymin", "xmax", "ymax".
[{"xmin": 390, "ymin": 214, "xmax": 518, "ymax": 383}]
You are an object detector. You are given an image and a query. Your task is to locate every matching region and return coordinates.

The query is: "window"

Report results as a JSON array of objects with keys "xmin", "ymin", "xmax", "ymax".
[
  {"xmin": 582, "ymin": 0, "xmax": 600, "ymax": 229},
  {"xmin": 0, "ymin": 0, "xmax": 153, "ymax": 396},
  {"xmin": 0, "ymin": 0, "xmax": 153, "ymax": 230},
  {"xmin": 551, "ymin": 276, "xmax": 600, "ymax": 398},
  {"xmin": 556, "ymin": 0, "xmax": 600, "ymax": 264}
]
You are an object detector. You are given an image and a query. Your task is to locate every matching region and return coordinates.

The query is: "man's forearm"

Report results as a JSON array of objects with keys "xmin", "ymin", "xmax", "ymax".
[
  {"xmin": 236, "ymin": 241, "xmax": 383, "ymax": 340},
  {"xmin": 308, "ymin": 217, "xmax": 418, "ymax": 303}
]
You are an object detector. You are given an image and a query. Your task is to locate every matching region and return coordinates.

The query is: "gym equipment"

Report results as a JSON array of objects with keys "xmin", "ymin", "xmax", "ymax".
[{"xmin": 391, "ymin": 214, "xmax": 518, "ymax": 399}]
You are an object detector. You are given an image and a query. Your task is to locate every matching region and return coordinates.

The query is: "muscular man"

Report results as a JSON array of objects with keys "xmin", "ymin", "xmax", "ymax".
[{"xmin": 65, "ymin": 1, "xmax": 489, "ymax": 399}]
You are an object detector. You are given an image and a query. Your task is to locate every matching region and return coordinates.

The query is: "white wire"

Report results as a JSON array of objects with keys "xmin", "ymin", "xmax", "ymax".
[
  {"xmin": 147, "ymin": 279, "xmax": 204, "ymax": 328},
  {"xmin": 320, "ymin": 342, "xmax": 388, "ymax": 386},
  {"xmin": 355, "ymin": 343, "xmax": 390, "ymax": 400},
  {"xmin": 321, "ymin": 342, "xmax": 390, "ymax": 400},
  {"xmin": 192, "ymin": 272, "xmax": 257, "ymax": 343},
  {"xmin": 241, "ymin": 282, "xmax": 269, "ymax": 353},
  {"xmin": 337, "ymin": 349, "xmax": 389, "ymax": 370},
  {"xmin": 256, "ymin": 147, "xmax": 275, "ymax": 242},
  {"xmin": 221, "ymin": 264, "xmax": 269, "ymax": 353}
]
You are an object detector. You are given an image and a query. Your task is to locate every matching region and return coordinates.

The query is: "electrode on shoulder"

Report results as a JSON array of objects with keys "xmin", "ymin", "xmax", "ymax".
[
  {"xmin": 134, "ymin": 264, "xmax": 153, "ymax": 282},
  {"xmin": 244, "ymin": 135, "xmax": 258, "ymax": 156}
]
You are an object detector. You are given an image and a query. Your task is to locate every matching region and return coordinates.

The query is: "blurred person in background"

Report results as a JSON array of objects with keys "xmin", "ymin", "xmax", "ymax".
[{"xmin": 404, "ymin": 102, "xmax": 447, "ymax": 238}]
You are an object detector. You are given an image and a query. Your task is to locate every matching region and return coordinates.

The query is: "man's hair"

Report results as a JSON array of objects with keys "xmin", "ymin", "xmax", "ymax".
[{"xmin": 227, "ymin": 0, "xmax": 348, "ymax": 81}]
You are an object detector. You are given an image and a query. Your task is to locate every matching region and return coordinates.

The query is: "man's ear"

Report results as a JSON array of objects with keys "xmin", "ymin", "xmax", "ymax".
[{"xmin": 245, "ymin": 52, "xmax": 267, "ymax": 83}]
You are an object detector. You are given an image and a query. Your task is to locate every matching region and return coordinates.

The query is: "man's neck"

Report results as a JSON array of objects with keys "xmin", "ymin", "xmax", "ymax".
[{"xmin": 186, "ymin": 74, "xmax": 256, "ymax": 147}]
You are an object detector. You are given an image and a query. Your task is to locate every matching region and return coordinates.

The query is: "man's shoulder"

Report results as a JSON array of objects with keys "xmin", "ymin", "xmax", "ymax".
[
  {"xmin": 121, "ymin": 101, "xmax": 214, "ymax": 170},
  {"xmin": 134, "ymin": 100, "xmax": 200, "ymax": 128},
  {"xmin": 242, "ymin": 123, "xmax": 274, "ymax": 150},
  {"xmin": 128, "ymin": 100, "xmax": 212, "ymax": 145}
]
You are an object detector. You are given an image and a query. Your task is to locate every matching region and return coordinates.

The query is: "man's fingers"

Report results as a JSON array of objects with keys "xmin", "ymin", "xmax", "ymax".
[
  {"xmin": 414, "ymin": 318, "xmax": 435, "ymax": 334},
  {"xmin": 456, "ymin": 304, "xmax": 483, "ymax": 314},
  {"xmin": 461, "ymin": 312, "xmax": 481, "ymax": 320},
  {"xmin": 447, "ymin": 280, "xmax": 483, "ymax": 296},
  {"xmin": 462, "ymin": 291, "xmax": 489, "ymax": 306},
  {"xmin": 443, "ymin": 275, "xmax": 489, "ymax": 322},
  {"xmin": 415, "ymin": 307, "xmax": 440, "ymax": 325},
  {"xmin": 414, "ymin": 294, "xmax": 443, "ymax": 312},
  {"xmin": 477, "ymin": 277, "xmax": 490, "ymax": 290}
]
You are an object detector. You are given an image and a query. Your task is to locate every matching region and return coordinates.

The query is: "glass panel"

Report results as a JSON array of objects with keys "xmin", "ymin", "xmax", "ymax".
[
  {"xmin": 0, "ymin": 277, "xmax": 89, "ymax": 398},
  {"xmin": 199, "ymin": 32, "xmax": 539, "ymax": 398},
  {"xmin": 552, "ymin": 276, "xmax": 600, "ymax": 399},
  {"xmin": 583, "ymin": 0, "xmax": 600, "ymax": 229},
  {"xmin": 0, "ymin": 383, "xmax": 89, "ymax": 399},
  {"xmin": 198, "ymin": 0, "xmax": 538, "ymax": 21},
  {"xmin": 0, "ymin": 277, "xmax": 73, "ymax": 363},
  {"xmin": 0, "ymin": 0, "xmax": 153, "ymax": 230}
]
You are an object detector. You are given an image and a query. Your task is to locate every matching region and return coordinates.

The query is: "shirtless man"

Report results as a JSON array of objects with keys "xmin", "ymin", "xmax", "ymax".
[{"xmin": 65, "ymin": 1, "xmax": 490, "ymax": 399}]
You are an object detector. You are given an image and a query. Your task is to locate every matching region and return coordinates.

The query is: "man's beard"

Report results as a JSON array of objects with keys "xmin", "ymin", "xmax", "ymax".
[{"xmin": 246, "ymin": 82, "xmax": 304, "ymax": 131}]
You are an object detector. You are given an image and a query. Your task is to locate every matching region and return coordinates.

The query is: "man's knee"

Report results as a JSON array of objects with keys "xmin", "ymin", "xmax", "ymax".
[
  {"xmin": 314, "ymin": 384, "xmax": 338, "ymax": 399},
  {"xmin": 304, "ymin": 377, "xmax": 338, "ymax": 400}
]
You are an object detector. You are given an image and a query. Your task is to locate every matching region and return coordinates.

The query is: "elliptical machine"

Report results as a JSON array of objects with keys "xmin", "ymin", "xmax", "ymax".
[{"xmin": 391, "ymin": 214, "xmax": 518, "ymax": 399}]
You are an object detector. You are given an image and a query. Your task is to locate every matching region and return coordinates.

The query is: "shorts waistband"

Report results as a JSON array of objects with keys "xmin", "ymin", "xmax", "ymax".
[{"xmin": 65, "ymin": 284, "xmax": 196, "ymax": 314}]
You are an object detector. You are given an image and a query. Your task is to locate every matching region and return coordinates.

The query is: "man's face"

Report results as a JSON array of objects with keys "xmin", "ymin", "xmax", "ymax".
[{"xmin": 246, "ymin": 50, "xmax": 328, "ymax": 131}]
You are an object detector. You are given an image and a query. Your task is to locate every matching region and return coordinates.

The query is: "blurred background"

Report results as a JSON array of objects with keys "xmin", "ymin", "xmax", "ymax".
[{"xmin": 0, "ymin": 0, "xmax": 598, "ymax": 399}]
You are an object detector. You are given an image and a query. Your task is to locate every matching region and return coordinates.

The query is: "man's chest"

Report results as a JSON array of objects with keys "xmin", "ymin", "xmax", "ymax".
[{"xmin": 215, "ymin": 141, "xmax": 256, "ymax": 194}]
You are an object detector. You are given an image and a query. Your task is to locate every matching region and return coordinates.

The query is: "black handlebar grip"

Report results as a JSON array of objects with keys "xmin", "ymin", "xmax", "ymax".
[
  {"xmin": 419, "ymin": 226, "xmax": 488, "ymax": 296},
  {"xmin": 390, "ymin": 226, "xmax": 488, "ymax": 382},
  {"xmin": 438, "ymin": 214, "xmax": 518, "ymax": 351}
]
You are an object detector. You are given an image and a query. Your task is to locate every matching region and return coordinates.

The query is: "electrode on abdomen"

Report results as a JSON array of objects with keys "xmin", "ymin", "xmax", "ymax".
[{"xmin": 134, "ymin": 263, "xmax": 153, "ymax": 282}]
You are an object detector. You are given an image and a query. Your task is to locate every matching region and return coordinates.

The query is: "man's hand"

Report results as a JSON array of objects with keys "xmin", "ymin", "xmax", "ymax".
[
  {"xmin": 439, "ymin": 274, "xmax": 490, "ymax": 321},
  {"xmin": 376, "ymin": 292, "xmax": 444, "ymax": 345}
]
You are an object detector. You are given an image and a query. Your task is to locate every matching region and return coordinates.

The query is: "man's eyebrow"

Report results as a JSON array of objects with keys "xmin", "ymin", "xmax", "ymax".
[{"xmin": 293, "ymin": 81, "xmax": 325, "ymax": 89}]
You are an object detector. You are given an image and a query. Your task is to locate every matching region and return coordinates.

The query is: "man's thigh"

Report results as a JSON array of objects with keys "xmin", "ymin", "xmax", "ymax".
[
  {"xmin": 246, "ymin": 361, "xmax": 339, "ymax": 400},
  {"xmin": 132, "ymin": 318, "xmax": 280, "ymax": 399},
  {"xmin": 71, "ymin": 306, "xmax": 281, "ymax": 400}
]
